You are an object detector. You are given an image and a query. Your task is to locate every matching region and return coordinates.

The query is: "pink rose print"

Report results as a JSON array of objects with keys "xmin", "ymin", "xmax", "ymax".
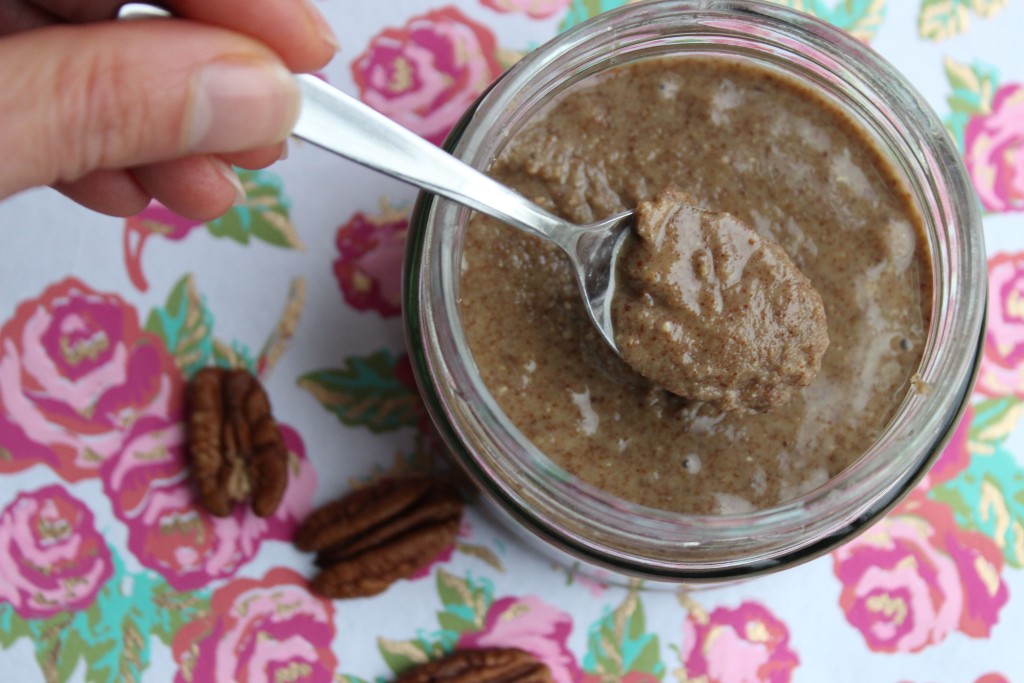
[
  {"xmin": 977, "ymin": 252, "xmax": 1024, "ymax": 397},
  {"xmin": 832, "ymin": 494, "xmax": 1008, "ymax": 653},
  {"xmin": 480, "ymin": 0, "xmax": 571, "ymax": 19},
  {"xmin": 918, "ymin": 405, "xmax": 973, "ymax": 490},
  {"xmin": 101, "ymin": 418, "xmax": 316, "ymax": 591},
  {"xmin": 172, "ymin": 567, "xmax": 337, "ymax": 683},
  {"xmin": 964, "ymin": 84, "xmax": 1024, "ymax": 212},
  {"xmin": 0, "ymin": 485, "xmax": 112, "ymax": 619},
  {"xmin": 976, "ymin": 675, "xmax": 1010, "ymax": 683},
  {"xmin": 680, "ymin": 602, "xmax": 799, "ymax": 683},
  {"xmin": 459, "ymin": 595, "xmax": 581, "ymax": 683},
  {"xmin": 334, "ymin": 205, "xmax": 408, "ymax": 317},
  {"xmin": 123, "ymin": 201, "xmax": 205, "ymax": 291},
  {"xmin": 0, "ymin": 278, "xmax": 181, "ymax": 481},
  {"xmin": 352, "ymin": 7, "xmax": 503, "ymax": 145}
]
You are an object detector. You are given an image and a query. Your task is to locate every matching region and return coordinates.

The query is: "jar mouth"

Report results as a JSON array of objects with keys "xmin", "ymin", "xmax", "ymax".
[{"xmin": 404, "ymin": 0, "xmax": 986, "ymax": 578}]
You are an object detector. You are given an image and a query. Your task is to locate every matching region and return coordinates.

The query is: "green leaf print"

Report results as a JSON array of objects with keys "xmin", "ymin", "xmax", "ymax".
[
  {"xmin": 298, "ymin": 349, "xmax": 421, "ymax": 432},
  {"xmin": 583, "ymin": 588, "xmax": 664, "ymax": 679},
  {"xmin": 930, "ymin": 439, "xmax": 1024, "ymax": 567},
  {"xmin": 205, "ymin": 169, "xmax": 304, "ymax": 250},
  {"xmin": 145, "ymin": 274, "xmax": 214, "ymax": 377},
  {"xmin": 435, "ymin": 569, "xmax": 494, "ymax": 636},
  {"xmin": 378, "ymin": 636, "xmax": 441, "ymax": 674},
  {"xmin": 918, "ymin": 0, "xmax": 1008, "ymax": 41},
  {"xmin": 0, "ymin": 604, "xmax": 31, "ymax": 648},
  {"xmin": 767, "ymin": 0, "xmax": 887, "ymax": 42},
  {"xmin": 942, "ymin": 56, "xmax": 1001, "ymax": 150}
]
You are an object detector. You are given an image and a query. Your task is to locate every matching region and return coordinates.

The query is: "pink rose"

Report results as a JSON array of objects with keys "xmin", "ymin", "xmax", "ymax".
[
  {"xmin": 480, "ymin": 0, "xmax": 571, "ymax": 19},
  {"xmin": 680, "ymin": 602, "xmax": 799, "ymax": 683},
  {"xmin": 101, "ymin": 418, "xmax": 316, "ymax": 591},
  {"xmin": 352, "ymin": 8, "xmax": 503, "ymax": 145},
  {"xmin": 0, "ymin": 278, "xmax": 181, "ymax": 481},
  {"xmin": 0, "ymin": 485, "xmax": 112, "ymax": 619},
  {"xmin": 459, "ymin": 595, "xmax": 581, "ymax": 683},
  {"xmin": 334, "ymin": 208, "xmax": 407, "ymax": 317},
  {"xmin": 832, "ymin": 495, "xmax": 1007, "ymax": 653},
  {"xmin": 172, "ymin": 567, "xmax": 337, "ymax": 683},
  {"xmin": 977, "ymin": 252, "xmax": 1024, "ymax": 397},
  {"xmin": 123, "ymin": 202, "xmax": 204, "ymax": 291},
  {"xmin": 918, "ymin": 405, "xmax": 973, "ymax": 490},
  {"xmin": 964, "ymin": 84, "xmax": 1024, "ymax": 213}
]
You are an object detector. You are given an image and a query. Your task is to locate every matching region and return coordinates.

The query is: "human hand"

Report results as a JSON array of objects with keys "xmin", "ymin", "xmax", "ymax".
[{"xmin": 0, "ymin": 0, "xmax": 337, "ymax": 219}]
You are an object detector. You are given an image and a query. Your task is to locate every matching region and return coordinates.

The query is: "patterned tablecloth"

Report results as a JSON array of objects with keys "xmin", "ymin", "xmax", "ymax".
[{"xmin": 1, "ymin": 1, "xmax": 1023, "ymax": 681}]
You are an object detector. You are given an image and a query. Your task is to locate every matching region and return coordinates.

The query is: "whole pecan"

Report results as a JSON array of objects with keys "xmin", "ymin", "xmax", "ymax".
[
  {"xmin": 396, "ymin": 648, "xmax": 551, "ymax": 683},
  {"xmin": 294, "ymin": 477, "xmax": 463, "ymax": 599},
  {"xmin": 188, "ymin": 367, "xmax": 288, "ymax": 518}
]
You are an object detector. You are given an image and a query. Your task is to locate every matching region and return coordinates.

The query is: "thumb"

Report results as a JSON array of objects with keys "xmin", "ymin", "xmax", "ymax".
[{"xmin": 0, "ymin": 20, "xmax": 300, "ymax": 199}]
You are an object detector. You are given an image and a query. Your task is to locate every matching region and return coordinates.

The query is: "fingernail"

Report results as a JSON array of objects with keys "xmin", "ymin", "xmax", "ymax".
[
  {"xmin": 211, "ymin": 158, "xmax": 247, "ymax": 205},
  {"xmin": 304, "ymin": 1, "xmax": 339, "ymax": 53},
  {"xmin": 186, "ymin": 61, "xmax": 300, "ymax": 154},
  {"xmin": 278, "ymin": 140, "xmax": 290, "ymax": 161}
]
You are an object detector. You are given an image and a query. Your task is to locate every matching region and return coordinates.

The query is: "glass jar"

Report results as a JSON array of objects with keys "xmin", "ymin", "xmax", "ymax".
[{"xmin": 403, "ymin": 0, "xmax": 986, "ymax": 582}]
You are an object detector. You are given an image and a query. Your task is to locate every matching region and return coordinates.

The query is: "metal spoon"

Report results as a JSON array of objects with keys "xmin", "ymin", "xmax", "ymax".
[
  {"xmin": 117, "ymin": 3, "xmax": 631, "ymax": 350},
  {"xmin": 293, "ymin": 76, "xmax": 631, "ymax": 353}
]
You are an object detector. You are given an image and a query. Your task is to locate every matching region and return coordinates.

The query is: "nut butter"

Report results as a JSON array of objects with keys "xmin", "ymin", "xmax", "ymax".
[{"xmin": 459, "ymin": 56, "xmax": 932, "ymax": 514}]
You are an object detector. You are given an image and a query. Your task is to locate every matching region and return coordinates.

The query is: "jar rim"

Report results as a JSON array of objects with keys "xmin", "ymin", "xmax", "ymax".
[{"xmin": 404, "ymin": 0, "xmax": 986, "ymax": 578}]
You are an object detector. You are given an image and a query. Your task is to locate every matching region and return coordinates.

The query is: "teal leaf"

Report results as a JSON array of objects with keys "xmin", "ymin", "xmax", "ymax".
[
  {"xmin": 144, "ymin": 274, "xmax": 214, "ymax": 377},
  {"xmin": 206, "ymin": 169, "xmax": 303, "ymax": 250},
  {"xmin": 298, "ymin": 349, "xmax": 420, "ymax": 432},
  {"xmin": 583, "ymin": 590, "xmax": 664, "ymax": 678},
  {"xmin": 930, "ymin": 439, "xmax": 1024, "ymax": 567}
]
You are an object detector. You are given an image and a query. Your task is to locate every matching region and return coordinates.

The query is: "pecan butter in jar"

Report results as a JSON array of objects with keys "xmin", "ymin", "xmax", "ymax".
[{"xmin": 404, "ymin": 0, "xmax": 986, "ymax": 581}]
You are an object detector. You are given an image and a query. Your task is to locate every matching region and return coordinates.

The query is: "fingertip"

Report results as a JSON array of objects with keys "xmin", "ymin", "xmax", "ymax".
[{"xmin": 132, "ymin": 155, "xmax": 238, "ymax": 222}]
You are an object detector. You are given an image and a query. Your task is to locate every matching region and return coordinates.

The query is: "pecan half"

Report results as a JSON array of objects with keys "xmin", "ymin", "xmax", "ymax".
[
  {"xmin": 396, "ymin": 649, "xmax": 551, "ymax": 683},
  {"xmin": 294, "ymin": 477, "xmax": 463, "ymax": 599},
  {"xmin": 188, "ymin": 367, "xmax": 288, "ymax": 518}
]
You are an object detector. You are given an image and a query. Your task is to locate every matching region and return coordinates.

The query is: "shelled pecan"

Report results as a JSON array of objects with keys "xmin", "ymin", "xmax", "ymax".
[
  {"xmin": 188, "ymin": 367, "xmax": 288, "ymax": 518},
  {"xmin": 294, "ymin": 477, "xmax": 463, "ymax": 599},
  {"xmin": 395, "ymin": 648, "xmax": 551, "ymax": 683}
]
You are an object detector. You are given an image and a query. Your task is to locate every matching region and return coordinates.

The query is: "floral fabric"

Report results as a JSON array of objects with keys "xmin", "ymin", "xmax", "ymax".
[{"xmin": 0, "ymin": 1, "xmax": 1022, "ymax": 681}]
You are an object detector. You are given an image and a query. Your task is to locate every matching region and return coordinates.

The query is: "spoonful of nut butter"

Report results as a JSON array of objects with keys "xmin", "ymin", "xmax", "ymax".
[{"xmin": 613, "ymin": 189, "xmax": 829, "ymax": 413}]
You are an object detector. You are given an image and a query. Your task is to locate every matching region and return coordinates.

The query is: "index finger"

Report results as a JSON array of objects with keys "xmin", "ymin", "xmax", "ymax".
[
  {"xmin": 168, "ymin": 0, "xmax": 337, "ymax": 72},
  {"xmin": 28, "ymin": 0, "xmax": 337, "ymax": 72}
]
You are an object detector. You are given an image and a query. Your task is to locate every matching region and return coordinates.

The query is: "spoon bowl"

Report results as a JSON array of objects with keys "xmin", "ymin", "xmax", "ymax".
[{"xmin": 292, "ymin": 75, "xmax": 632, "ymax": 353}]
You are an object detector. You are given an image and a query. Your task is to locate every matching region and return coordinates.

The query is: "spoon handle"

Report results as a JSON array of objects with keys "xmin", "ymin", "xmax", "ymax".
[{"xmin": 293, "ymin": 75, "xmax": 572, "ymax": 244}]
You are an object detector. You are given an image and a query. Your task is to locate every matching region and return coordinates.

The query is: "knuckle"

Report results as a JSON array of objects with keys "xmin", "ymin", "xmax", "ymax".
[{"xmin": 52, "ymin": 47, "xmax": 149, "ymax": 180}]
